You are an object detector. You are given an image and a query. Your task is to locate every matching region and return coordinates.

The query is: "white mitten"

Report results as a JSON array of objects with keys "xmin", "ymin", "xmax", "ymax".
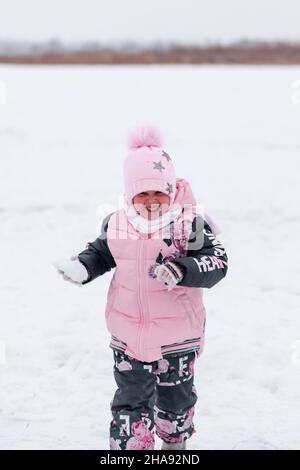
[
  {"xmin": 154, "ymin": 261, "xmax": 184, "ymax": 291},
  {"xmin": 53, "ymin": 255, "xmax": 88, "ymax": 286}
]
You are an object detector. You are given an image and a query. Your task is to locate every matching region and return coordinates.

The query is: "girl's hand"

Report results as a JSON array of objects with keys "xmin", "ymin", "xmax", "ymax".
[
  {"xmin": 53, "ymin": 255, "xmax": 88, "ymax": 286},
  {"xmin": 154, "ymin": 261, "xmax": 184, "ymax": 291}
]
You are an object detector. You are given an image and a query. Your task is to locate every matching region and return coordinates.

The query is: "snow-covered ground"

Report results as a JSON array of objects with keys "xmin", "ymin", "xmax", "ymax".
[{"xmin": 0, "ymin": 64, "xmax": 299, "ymax": 450}]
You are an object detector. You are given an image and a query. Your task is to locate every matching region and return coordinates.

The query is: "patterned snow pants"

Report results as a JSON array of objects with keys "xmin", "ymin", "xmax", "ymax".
[{"xmin": 109, "ymin": 349, "xmax": 198, "ymax": 450}]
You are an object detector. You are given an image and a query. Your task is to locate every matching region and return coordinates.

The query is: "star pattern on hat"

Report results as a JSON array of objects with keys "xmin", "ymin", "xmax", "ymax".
[
  {"xmin": 162, "ymin": 150, "xmax": 171, "ymax": 162},
  {"xmin": 153, "ymin": 160, "xmax": 165, "ymax": 172},
  {"xmin": 166, "ymin": 182, "xmax": 173, "ymax": 195}
]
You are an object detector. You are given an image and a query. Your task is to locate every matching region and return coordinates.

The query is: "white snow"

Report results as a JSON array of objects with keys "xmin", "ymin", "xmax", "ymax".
[{"xmin": 0, "ymin": 64, "xmax": 300, "ymax": 450}]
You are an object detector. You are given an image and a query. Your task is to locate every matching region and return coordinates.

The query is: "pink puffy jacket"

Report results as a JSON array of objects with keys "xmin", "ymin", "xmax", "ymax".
[
  {"xmin": 78, "ymin": 179, "xmax": 228, "ymax": 362},
  {"xmin": 105, "ymin": 215, "xmax": 206, "ymax": 362}
]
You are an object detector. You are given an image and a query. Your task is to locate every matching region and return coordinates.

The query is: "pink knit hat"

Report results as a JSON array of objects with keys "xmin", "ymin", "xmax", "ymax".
[{"xmin": 123, "ymin": 124, "xmax": 176, "ymax": 205}]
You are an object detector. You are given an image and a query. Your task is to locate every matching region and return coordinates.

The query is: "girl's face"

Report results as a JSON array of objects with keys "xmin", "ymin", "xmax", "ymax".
[{"xmin": 132, "ymin": 191, "xmax": 170, "ymax": 220}]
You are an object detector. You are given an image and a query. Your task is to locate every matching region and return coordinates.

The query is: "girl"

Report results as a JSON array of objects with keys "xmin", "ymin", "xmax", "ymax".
[{"xmin": 54, "ymin": 125, "xmax": 228, "ymax": 450}]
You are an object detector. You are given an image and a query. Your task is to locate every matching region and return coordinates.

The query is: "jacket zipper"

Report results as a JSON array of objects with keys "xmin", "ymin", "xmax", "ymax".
[{"xmin": 137, "ymin": 240, "xmax": 145, "ymax": 358}]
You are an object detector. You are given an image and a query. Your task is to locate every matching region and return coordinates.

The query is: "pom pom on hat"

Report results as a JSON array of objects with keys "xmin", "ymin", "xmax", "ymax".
[
  {"xmin": 124, "ymin": 124, "xmax": 176, "ymax": 205},
  {"xmin": 127, "ymin": 124, "xmax": 163, "ymax": 150}
]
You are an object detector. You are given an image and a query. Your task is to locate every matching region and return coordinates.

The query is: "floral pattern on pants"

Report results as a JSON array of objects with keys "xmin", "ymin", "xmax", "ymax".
[{"xmin": 110, "ymin": 350, "xmax": 198, "ymax": 450}]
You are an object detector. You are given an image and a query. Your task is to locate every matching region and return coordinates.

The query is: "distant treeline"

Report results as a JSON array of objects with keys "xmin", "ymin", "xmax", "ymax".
[{"xmin": 1, "ymin": 40, "xmax": 300, "ymax": 64}]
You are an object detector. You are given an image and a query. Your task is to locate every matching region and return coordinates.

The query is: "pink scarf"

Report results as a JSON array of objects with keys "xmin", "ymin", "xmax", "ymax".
[{"xmin": 124, "ymin": 177, "xmax": 221, "ymax": 237}]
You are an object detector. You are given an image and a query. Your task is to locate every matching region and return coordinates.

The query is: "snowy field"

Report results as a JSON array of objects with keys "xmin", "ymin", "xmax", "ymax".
[{"xmin": 0, "ymin": 64, "xmax": 299, "ymax": 450}]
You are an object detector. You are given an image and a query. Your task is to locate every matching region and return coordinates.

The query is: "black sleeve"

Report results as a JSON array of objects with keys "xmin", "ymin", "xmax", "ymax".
[
  {"xmin": 175, "ymin": 216, "xmax": 228, "ymax": 288},
  {"xmin": 78, "ymin": 212, "xmax": 116, "ymax": 284}
]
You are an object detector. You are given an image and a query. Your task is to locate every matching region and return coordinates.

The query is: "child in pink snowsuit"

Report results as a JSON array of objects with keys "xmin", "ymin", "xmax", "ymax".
[{"xmin": 54, "ymin": 125, "xmax": 228, "ymax": 450}]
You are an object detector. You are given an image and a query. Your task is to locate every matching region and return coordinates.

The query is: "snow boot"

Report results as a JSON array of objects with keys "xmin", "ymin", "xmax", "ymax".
[{"xmin": 161, "ymin": 439, "xmax": 187, "ymax": 451}]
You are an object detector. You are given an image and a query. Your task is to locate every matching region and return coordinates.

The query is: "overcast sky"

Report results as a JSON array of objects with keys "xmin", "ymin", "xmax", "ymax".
[{"xmin": 0, "ymin": 0, "xmax": 299, "ymax": 44}]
